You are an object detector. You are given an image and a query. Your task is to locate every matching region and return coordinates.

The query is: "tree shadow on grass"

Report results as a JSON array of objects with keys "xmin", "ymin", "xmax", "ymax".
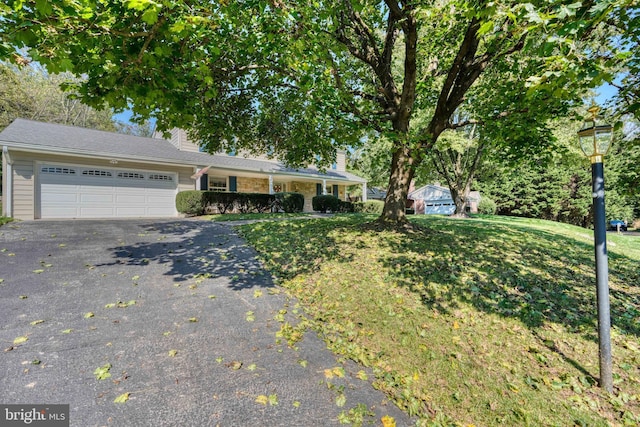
[{"xmin": 377, "ymin": 217, "xmax": 640, "ymax": 340}]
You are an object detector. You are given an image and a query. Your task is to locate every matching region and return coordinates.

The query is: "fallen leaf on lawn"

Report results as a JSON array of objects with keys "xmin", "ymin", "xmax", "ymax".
[
  {"xmin": 381, "ymin": 415, "xmax": 396, "ymax": 427},
  {"xmin": 453, "ymin": 321, "xmax": 460, "ymax": 329},
  {"xmin": 13, "ymin": 336, "xmax": 28, "ymax": 345},
  {"xmin": 94, "ymin": 363, "xmax": 112, "ymax": 380},
  {"xmin": 114, "ymin": 392, "xmax": 130, "ymax": 403},
  {"xmin": 30, "ymin": 320, "xmax": 45, "ymax": 326},
  {"xmin": 168, "ymin": 350, "xmax": 178, "ymax": 357}
]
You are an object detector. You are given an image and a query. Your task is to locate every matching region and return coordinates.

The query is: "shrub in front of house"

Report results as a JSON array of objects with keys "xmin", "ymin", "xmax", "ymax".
[
  {"xmin": 353, "ymin": 200, "xmax": 384, "ymax": 214},
  {"xmin": 337, "ymin": 200, "xmax": 355, "ymax": 213},
  {"xmin": 246, "ymin": 193, "xmax": 275, "ymax": 213},
  {"xmin": 274, "ymin": 192, "xmax": 304, "ymax": 213},
  {"xmin": 205, "ymin": 192, "xmax": 237, "ymax": 214},
  {"xmin": 478, "ymin": 196, "xmax": 497, "ymax": 215},
  {"xmin": 176, "ymin": 191, "xmax": 208, "ymax": 216},
  {"xmin": 312, "ymin": 195, "xmax": 340, "ymax": 213}
]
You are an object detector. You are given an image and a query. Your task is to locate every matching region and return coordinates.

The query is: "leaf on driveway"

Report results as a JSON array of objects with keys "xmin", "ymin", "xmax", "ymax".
[
  {"xmin": 245, "ymin": 311, "xmax": 255, "ymax": 322},
  {"xmin": 32, "ymin": 269, "xmax": 45, "ymax": 274},
  {"xmin": 253, "ymin": 289, "xmax": 263, "ymax": 298},
  {"xmin": 114, "ymin": 392, "xmax": 130, "ymax": 403},
  {"xmin": 94, "ymin": 363, "xmax": 112, "ymax": 380},
  {"xmin": 381, "ymin": 415, "xmax": 396, "ymax": 427},
  {"xmin": 168, "ymin": 349, "xmax": 178, "ymax": 357},
  {"xmin": 255, "ymin": 395, "xmax": 268, "ymax": 405},
  {"xmin": 84, "ymin": 312, "xmax": 95, "ymax": 319},
  {"xmin": 13, "ymin": 336, "xmax": 28, "ymax": 345},
  {"xmin": 30, "ymin": 320, "xmax": 45, "ymax": 326}
]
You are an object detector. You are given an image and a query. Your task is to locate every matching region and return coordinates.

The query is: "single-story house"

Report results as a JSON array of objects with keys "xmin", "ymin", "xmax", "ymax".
[
  {"xmin": 408, "ymin": 183, "xmax": 480, "ymax": 215},
  {"xmin": 1, "ymin": 119, "xmax": 367, "ymax": 220}
]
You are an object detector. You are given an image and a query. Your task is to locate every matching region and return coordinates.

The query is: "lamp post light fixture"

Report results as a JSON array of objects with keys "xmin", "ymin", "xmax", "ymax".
[{"xmin": 578, "ymin": 105, "xmax": 614, "ymax": 393}]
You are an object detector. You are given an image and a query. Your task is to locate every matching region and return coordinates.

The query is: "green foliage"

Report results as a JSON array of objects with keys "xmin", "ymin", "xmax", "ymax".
[
  {"xmin": 238, "ymin": 215, "xmax": 640, "ymax": 426},
  {"xmin": 1, "ymin": 0, "xmax": 634, "ymax": 224},
  {"xmin": 0, "ymin": 63, "xmax": 115, "ymax": 131},
  {"xmin": 274, "ymin": 192, "xmax": 304, "ymax": 213},
  {"xmin": 312, "ymin": 195, "xmax": 340, "ymax": 213},
  {"xmin": 337, "ymin": 200, "xmax": 354, "ymax": 213},
  {"xmin": 477, "ymin": 195, "xmax": 497, "ymax": 215},
  {"xmin": 175, "ymin": 191, "xmax": 207, "ymax": 216},
  {"xmin": 353, "ymin": 201, "xmax": 384, "ymax": 215}
]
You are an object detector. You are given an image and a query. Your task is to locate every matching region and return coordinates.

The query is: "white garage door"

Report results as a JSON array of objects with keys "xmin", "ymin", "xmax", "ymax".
[
  {"xmin": 39, "ymin": 164, "xmax": 178, "ymax": 219},
  {"xmin": 424, "ymin": 202, "xmax": 456, "ymax": 215}
]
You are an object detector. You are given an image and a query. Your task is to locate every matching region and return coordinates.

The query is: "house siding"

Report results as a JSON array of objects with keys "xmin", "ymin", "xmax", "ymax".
[
  {"xmin": 12, "ymin": 157, "xmax": 35, "ymax": 220},
  {"xmin": 6, "ymin": 151, "xmax": 195, "ymax": 220}
]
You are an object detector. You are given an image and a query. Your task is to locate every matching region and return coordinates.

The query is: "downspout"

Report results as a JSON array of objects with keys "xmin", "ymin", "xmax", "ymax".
[{"xmin": 2, "ymin": 146, "xmax": 12, "ymax": 218}]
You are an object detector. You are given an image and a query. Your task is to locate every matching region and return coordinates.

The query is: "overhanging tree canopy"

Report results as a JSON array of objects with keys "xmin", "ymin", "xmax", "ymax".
[{"xmin": 1, "ymin": 0, "xmax": 633, "ymax": 224}]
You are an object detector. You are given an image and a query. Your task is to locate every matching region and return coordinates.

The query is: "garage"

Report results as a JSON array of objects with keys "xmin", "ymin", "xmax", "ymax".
[{"xmin": 39, "ymin": 164, "xmax": 178, "ymax": 219}]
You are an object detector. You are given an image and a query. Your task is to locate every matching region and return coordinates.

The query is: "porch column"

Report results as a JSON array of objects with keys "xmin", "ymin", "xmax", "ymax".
[
  {"xmin": 269, "ymin": 175, "xmax": 274, "ymax": 195},
  {"xmin": 362, "ymin": 182, "xmax": 368, "ymax": 202},
  {"xmin": 322, "ymin": 179, "xmax": 327, "ymax": 195}
]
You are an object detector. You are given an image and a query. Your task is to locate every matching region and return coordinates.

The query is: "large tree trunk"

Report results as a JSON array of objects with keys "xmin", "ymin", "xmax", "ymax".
[
  {"xmin": 449, "ymin": 182, "xmax": 470, "ymax": 218},
  {"xmin": 379, "ymin": 145, "xmax": 417, "ymax": 224}
]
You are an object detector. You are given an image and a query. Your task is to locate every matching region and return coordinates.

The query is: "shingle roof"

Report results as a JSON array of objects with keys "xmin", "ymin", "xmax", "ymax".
[{"xmin": 0, "ymin": 119, "xmax": 366, "ymax": 183}]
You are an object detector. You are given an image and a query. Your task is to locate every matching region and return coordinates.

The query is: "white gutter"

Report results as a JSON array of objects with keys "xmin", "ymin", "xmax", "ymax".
[{"xmin": 3, "ymin": 146, "xmax": 12, "ymax": 217}]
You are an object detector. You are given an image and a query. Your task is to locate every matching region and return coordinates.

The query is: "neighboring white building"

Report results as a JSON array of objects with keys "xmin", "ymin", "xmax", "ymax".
[{"xmin": 408, "ymin": 183, "xmax": 480, "ymax": 215}]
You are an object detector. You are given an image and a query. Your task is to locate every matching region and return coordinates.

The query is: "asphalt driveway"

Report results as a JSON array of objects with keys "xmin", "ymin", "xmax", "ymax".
[{"xmin": 0, "ymin": 219, "xmax": 412, "ymax": 427}]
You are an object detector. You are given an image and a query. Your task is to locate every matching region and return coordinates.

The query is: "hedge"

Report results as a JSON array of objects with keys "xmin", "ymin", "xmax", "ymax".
[
  {"xmin": 312, "ymin": 195, "xmax": 340, "ymax": 213},
  {"xmin": 353, "ymin": 200, "xmax": 384, "ymax": 214},
  {"xmin": 176, "ymin": 191, "xmax": 208, "ymax": 216},
  {"xmin": 274, "ymin": 192, "xmax": 305, "ymax": 213},
  {"xmin": 176, "ymin": 191, "xmax": 306, "ymax": 215}
]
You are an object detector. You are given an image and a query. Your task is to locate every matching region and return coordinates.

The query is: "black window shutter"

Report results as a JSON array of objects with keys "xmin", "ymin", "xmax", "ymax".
[
  {"xmin": 316, "ymin": 183, "xmax": 322, "ymax": 196},
  {"xmin": 333, "ymin": 185, "xmax": 339, "ymax": 197},
  {"xmin": 229, "ymin": 176, "xmax": 237, "ymax": 192},
  {"xmin": 200, "ymin": 174, "xmax": 208, "ymax": 191}
]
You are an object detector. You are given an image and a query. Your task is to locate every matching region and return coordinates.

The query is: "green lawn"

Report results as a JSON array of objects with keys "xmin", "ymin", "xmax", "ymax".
[
  {"xmin": 238, "ymin": 214, "xmax": 640, "ymax": 426},
  {"xmin": 206, "ymin": 212, "xmax": 311, "ymax": 222}
]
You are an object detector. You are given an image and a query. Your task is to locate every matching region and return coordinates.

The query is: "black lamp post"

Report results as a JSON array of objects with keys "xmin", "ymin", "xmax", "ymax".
[{"xmin": 578, "ymin": 105, "xmax": 614, "ymax": 393}]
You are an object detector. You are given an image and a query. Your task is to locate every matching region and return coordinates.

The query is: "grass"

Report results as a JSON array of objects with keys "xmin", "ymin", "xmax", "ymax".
[
  {"xmin": 206, "ymin": 212, "xmax": 311, "ymax": 222},
  {"xmin": 0, "ymin": 202, "xmax": 12, "ymax": 226},
  {"xmin": 238, "ymin": 214, "xmax": 640, "ymax": 426}
]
